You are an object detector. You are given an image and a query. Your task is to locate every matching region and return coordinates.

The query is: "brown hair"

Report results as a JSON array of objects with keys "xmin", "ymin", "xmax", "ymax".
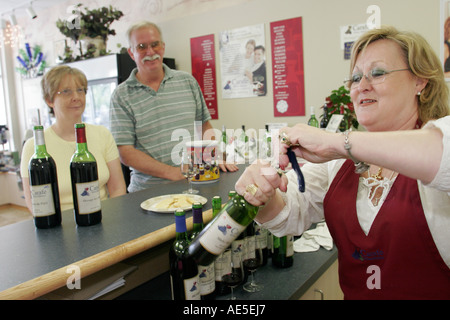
[
  {"xmin": 41, "ymin": 65, "xmax": 87, "ymax": 111},
  {"xmin": 349, "ymin": 26, "xmax": 449, "ymax": 123}
]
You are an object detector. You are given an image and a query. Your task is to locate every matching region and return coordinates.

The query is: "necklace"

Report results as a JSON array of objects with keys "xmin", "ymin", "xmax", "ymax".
[{"xmin": 370, "ymin": 167, "xmax": 383, "ymax": 180}]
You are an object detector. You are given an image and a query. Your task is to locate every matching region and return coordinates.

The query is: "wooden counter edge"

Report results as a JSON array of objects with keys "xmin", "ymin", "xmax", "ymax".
[{"xmin": 0, "ymin": 209, "xmax": 213, "ymax": 300}]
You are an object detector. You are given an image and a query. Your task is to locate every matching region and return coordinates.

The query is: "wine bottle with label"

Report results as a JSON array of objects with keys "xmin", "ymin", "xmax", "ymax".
[
  {"xmin": 70, "ymin": 123, "xmax": 102, "ymax": 226},
  {"xmin": 170, "ymin": 209, "xmax": 201, "ymax": 300},
  {"xmin": 307, "ymin": 106, "xmax": 319, "ymax": 127},
  {"xmin": 28, "ymin": 125, "xmax": 62, "ymax": 229},
  {"xmin": 190, "ymin": 202, "xmax": 215, "ymax": 300},
  {"xmin": 255, "ymin": 223, "xmax": 269, "ymax": 266},
  {"xmin": 212, "ymin": 196, "xmax": 231, "ymax": 295},
  {"xmin": 320, "ymin": 103, "xmax": 329, "ymax": 129},
  {"xmin": 188, "ymin": 193, "xmax": 259, "ymax": 267},
  {"xmin": 272, "ymin": 235, "xmax": 294, "ymax": 268}
]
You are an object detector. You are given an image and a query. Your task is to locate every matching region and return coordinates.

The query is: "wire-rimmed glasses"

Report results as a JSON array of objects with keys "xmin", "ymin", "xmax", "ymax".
[{"xmin": 344, "ymin": 68, "xmax": 409, "ymax": 89}]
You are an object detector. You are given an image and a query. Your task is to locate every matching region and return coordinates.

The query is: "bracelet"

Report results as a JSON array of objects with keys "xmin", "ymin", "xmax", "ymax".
[{"xmin": 343, "ymin": 130, "xmax": 370, "ymax": 174}]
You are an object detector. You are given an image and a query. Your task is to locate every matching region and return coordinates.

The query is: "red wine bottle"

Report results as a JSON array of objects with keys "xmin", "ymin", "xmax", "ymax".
[
  {"xmin": 169, "ymin": 209, "xmax": 201, "ymax": 300},
  {"xmin": 28, "ymin": 125, "xmax": 61, "ymax": 229},
  {"xmin": 190, "ymin": 202, "xmax": 215, "ymax": 300},
  {"xmin": 70, "ymin": 123, "xmax": 102, "ymax": 226}
]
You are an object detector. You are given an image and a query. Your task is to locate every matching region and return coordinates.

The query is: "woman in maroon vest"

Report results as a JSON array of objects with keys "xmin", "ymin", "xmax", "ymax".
[{"xmin": 235, "ymin": 26, "xmax": 450, "ymax": 299}]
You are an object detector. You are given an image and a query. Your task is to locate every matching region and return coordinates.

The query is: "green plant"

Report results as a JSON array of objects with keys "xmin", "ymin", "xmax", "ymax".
[
  {"xmin": 323, "ymin": 85, "xmax": 359, "ymax": 130},
  {"xmin": 56, "ymin": 3, "xmax": 124, "ymax": 43}
]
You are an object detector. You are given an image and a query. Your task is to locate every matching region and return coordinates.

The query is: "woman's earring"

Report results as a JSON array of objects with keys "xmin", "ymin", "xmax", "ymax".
[{"xmin": 417, "ymin": 91, "xmax": 421, "ymax": 96}]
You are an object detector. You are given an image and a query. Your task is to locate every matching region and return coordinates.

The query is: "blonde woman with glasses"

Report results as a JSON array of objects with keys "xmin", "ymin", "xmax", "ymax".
[
  {"xmin": 235, "ymin": 26, "xmax": 450, "ymax": 299},
  {"xmin": 20, "ymin": 65, "xmax": 126, "ymax": 213}
]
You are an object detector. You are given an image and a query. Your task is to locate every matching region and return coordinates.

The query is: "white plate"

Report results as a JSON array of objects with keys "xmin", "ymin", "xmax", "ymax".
[{"xmin": 140, "ymin": 194, "xmax": 207, "ymax": 213}]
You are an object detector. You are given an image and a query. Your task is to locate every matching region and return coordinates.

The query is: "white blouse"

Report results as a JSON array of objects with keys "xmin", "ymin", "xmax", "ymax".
[{"xmin": 261, "ymin": 116, "xmax": 450, "ymax": 267}]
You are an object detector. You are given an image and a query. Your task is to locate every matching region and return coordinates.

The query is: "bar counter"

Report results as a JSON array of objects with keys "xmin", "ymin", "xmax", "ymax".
[{"xmin": 0, "ymin": 165, "xmax": 338, "ymax": 300}]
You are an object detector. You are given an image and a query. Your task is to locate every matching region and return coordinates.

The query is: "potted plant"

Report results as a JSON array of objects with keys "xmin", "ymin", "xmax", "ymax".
[
  {"xmin": 56, "ymin": 3, "xmax": 123, "ymax": 60},
  {"xmin": 322, "ymin": 85, "xmax": 359, "ymax": 130}
]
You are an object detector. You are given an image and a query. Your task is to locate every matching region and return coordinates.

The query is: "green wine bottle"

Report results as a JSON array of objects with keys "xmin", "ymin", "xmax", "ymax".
[
  {"xmin": 28, "ymin": 125, "xmax": 62, "ymax": 229},
  {"xmin": 307, "ymin": 106, "xmax": 319, "ymax": 128},
  {"xmin": 188, "ymin": 194, "xmax": 259, "ymax": 266},
  {"xmin": 272, "ymin": 235, "xmax": 294, "ymax": 268}
]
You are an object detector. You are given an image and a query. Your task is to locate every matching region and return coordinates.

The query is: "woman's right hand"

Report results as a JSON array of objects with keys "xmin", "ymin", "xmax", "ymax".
[{"xmin": 235, "ymin": 160, "xmax": 288, "ymax": 207}]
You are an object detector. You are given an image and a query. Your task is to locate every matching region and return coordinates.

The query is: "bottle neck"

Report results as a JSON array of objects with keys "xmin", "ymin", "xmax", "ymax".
[
  {"xmin": 75, "ymin": 126, "xmax": 88, "ymax": 153},
  {"xmin": 175, "ymin": 213, "xmax": 188, "ymax": 240},
  {"xmin": 33, "ymin": 129, "xmax": 50, "ymax": 157},
  {"xmin": 192, "ymin": 208, "xmax": 204, "ymax": 232}
]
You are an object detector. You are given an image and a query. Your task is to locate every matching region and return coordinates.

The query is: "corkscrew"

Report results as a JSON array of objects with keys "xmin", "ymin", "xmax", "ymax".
[{"xmin": 287, "ymin": 148, "xmax": 305, "ymax": 193}]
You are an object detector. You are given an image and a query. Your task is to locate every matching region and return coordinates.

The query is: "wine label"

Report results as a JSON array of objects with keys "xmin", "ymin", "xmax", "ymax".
[
  {"xmin": 198, "ymin": 262, "xmax": 215, "ymax": 295},
  {"xmin": 75, "ymin": 181, "xmax": 101, "ymax": 214},
  {"xmin": 199, "ymin": 210, "xmax": 246, "ymax": 256},
  {"xmin": 286, "ymin": 235, "xmax": 294, "ymax": 257},
  {"xmin": 214, "ymin": 249, "xmax": 232, "ymax": 281},
  {"xmin": 30, "ymin": 184, "xmax": 55, "ymax": 217},
  {"xmin": 184, "ymin": 274, "xmax": 201, "ymax": 300}
]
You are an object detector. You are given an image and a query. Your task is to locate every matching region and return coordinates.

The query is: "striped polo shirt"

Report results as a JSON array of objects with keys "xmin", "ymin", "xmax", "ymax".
[{"xmin": 110, "ymin": 64, "xmax": 211, "ymax": 192}]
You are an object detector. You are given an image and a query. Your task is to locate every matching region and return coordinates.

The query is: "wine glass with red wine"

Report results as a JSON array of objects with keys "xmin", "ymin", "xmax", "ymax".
[
  {"xmin": 243, "ymin": 243, "xmax": 264, "ymax": 292},
  {"xmin": 221, "ymin": 251, "xmax": 243, "ymax": 300}
]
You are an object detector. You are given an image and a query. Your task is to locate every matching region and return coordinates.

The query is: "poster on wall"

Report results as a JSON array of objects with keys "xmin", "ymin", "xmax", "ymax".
[
  {"xmin": 339, "ymin": 23, "xmax": 369, "ymax": 60},
  {"xmin": 270, "ymin": 17, "xmax": 305, "ymax": 117},
  {"xmin": 190, "ymin": 34, "xmax": 218, "ymax": 119},
  {"xmin": 441, "ymin": 0, "xmax": 450, "ymax": 80},
  {"xmin": 219, "ymin": 24, "xmax": 267, "ymax": 99}
]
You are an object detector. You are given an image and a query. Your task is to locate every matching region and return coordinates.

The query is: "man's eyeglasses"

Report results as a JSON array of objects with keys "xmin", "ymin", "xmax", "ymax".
[
  {"xmin": 344, "ymin": 68, "xmax": 410, "ymax": 89},
  {"xmin": 56, "ymin": 88, "xmax": 87, "ymax": 97},
  {"xmin": 134, "ymin": 41, "xmax": 163, "ymax": 53}
]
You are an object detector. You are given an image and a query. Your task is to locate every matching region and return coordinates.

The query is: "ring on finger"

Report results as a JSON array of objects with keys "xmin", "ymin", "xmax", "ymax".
[
  {"xmin": 245, "ymin": 183, "xmax": 259, "ymax": 196},
  {"xmin": 279, "ymin": 132, "xmax": 292, "ymax": 147}
]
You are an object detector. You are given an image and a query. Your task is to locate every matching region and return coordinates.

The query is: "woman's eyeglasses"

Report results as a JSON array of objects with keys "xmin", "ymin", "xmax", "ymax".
[
  {"xmin": 56, "ymin": 88, "xmax": 87, "ymax": 97},
  {"xmin": 345, "ymin": 68, "xmax": 409, "ymax": 89}
]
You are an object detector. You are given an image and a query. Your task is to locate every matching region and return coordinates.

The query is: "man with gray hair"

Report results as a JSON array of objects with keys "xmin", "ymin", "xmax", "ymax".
[{"xmin": 110, "ymin": 21, "xmax": 237, "ymax": 192}]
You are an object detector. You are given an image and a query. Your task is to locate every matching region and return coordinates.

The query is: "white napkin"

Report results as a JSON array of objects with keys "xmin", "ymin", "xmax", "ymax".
[{"xmin": 293, "ymin": 221, "xmax": 333, "ymax": 252}]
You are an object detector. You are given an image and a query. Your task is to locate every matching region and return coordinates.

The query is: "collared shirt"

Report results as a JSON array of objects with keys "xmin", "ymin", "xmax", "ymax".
[{"xmin": 110, "ymin": 64, "xmax": 211, "ymax": 192}]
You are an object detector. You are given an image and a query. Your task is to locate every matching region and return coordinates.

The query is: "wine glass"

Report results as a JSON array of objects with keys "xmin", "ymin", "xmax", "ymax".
[
  {"xmin": 243, "ymin": 243, "xmax": 263, "ymax": 293},
  {"xmin": 180, "ymin": 149, "xmax": 199, "ymax": 194},
  {"xmin": 221, "ymin": 249, "xmax": 243, "ymax": 300}
]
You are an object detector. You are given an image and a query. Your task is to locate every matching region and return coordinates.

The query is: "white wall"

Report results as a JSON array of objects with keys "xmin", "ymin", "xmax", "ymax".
[{"xmin": 10, "ymin": 0, "xmax": 447, "ymax": 141}]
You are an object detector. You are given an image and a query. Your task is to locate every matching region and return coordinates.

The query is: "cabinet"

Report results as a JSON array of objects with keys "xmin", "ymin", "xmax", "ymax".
[{"xmin": 299, "ymin": 260, "xmax": 343, "ymax": 300}]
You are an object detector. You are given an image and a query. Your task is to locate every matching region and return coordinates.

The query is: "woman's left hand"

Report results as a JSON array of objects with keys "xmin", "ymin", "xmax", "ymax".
[{"xmin": 278, "ymin": 124, "xmax": 343, "ymax": 169}]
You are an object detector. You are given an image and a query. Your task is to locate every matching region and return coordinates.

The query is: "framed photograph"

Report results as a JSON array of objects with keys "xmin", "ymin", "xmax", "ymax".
[{"xmin": 440, "ymin": 0, "xmax": 450, "ymax": 80}]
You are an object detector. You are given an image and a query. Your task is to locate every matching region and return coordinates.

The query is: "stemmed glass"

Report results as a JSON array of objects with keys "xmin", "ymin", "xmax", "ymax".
[
  {"xmin": 180, "ymin": 149, "xmax": 199, "ymax": 194},
  {"xmin": 221, "ymin": 249, "xmax": 243, "ymax": 300},
  {"xmin": 243, "ymin": 243, "xmax": 263, "ymax": 292}
]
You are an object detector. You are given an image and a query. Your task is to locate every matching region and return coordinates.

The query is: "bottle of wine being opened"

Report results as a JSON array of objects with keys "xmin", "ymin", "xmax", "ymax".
[
  {"xmin": 188, "ymin": 193, "xmax": 259, "ymax": 267},
  {"xmin": 70, "ymin": 123, "xmax": 102, "ymax": 226},
  {"xmin": 28, "ymin": 125, "xmax": 62, "ymax": 229}
]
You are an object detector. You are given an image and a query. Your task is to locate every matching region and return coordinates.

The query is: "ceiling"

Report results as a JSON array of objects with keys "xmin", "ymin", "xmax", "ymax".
[{"xmin": 0, "ymin": 0, "xmax": 63, "ymax": 18}]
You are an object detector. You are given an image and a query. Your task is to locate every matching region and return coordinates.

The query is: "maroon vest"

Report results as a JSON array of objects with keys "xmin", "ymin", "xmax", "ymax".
[{"xmin": 324, "ymin": 160, "xmax": 450, "ymax": 299}]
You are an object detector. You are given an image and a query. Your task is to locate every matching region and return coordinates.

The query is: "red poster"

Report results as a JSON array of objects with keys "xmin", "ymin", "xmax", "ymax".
[
  {"xmin": 270, "ymin": 17, "xmax": 305, "ymax": 117},
  {"xmin": 190, "ymin": 34, "xmax": 218, "ymax": 119}
]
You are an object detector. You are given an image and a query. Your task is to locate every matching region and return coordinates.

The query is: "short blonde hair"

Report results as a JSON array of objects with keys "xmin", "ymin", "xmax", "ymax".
[
  {"xmin": 349, "ymin": 26, "xmax": 450, "ymax": 123},
  {"xmin": 126, "ymin": 21, "xmax": 163, "ymax": 48},
  {"xmin": 41, "ymin": 65, "xmax": 87, "ymax": 108}
]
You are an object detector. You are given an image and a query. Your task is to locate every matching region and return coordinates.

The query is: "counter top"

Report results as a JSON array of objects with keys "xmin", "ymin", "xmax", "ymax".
[
  {"xmin": 118, "ymin": 246, "xmax": 338, "ymax": 300},
  {"xmin": 0, "ymin": 168, "xmax": 241, "ymax": 299},
  {"xmin": 0, "ymin": 164, "xmax": 337, "ymax": 300}
]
